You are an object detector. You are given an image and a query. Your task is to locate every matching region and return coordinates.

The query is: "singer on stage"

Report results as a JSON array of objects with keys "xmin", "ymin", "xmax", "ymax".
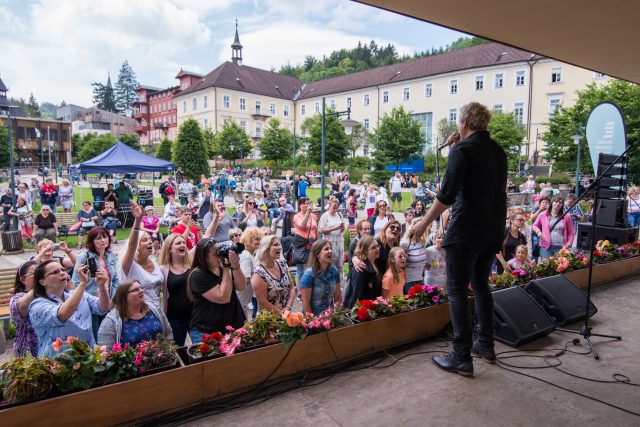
[{"xmin": 414, "ymin": 102, "xmax": 507, "ymax": 377}]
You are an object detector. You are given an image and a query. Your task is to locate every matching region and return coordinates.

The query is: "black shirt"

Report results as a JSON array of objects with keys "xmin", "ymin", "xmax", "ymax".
[
  {"xmin": 344, "ymin": 261, "xmax": 382, "ymax": 308},
  {"xmin": 437, "ymin": 130, "xmax": 507, "ymax": 253},
  {"xmin": 189, "ymin": 268, "xmax": 245, "ymax": 333},
  {"xmin": 1, "ymin": 194, "xmax": 12, "ymax": 215},
  {"xmin": 167, "ymin": 270, "xmax": 192, "ymax": 321}
]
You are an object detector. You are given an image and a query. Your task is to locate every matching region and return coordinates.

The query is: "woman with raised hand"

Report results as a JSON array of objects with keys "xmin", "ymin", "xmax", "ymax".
[
  {"xmin": 300, "ymin": 239, "xmax": 342, "ymax": 315},
  {"xmin": 98, "ymin": 280, "xmax": 173, "ymax": 349},
  {"xmin": 10, "ymin": 261, "xmax": 39, "ymax": 357},
  {"xmin": 171, "ymin": 205, "xmax": 201, "ymax": 250},
  {"xmin": 400, "ymin": 217, "xmax": 428, "ymax": 293},
  {"xmin": 158, "ymin": 234, "xmax": 192, "ymax": 347},
  {"xmin": 292, "ymin": 197, "xmax": 318, "ymax": 290},
  {"xmin": 33, "ymin": 239, "xmax": 77, "ymax": 271},
  {"xmin": 120, "ymin": 201, "xmax": 164, "ymax": 309},
  {"xmin": 188, "ymin": 238, "xmax": 247, "ymax": 343},
  {"xmin": 343, "ymin": 235, "xmax": 381, "ymax": 308},
  {"xmin": 318, "ymin": 196, "xmax": 346, "ymax": 282},
  {"xmin": 235, "ymin": 197, "xmax": 264, "ymax": 231},
  {"xmin": 29, "ymin": 260, "xmax": 110, "ymax": 357},
  {"xmin": 251, "ymin": 235, "xmax": 296, "ymax": 315},
  {"xmin": 73, "ymin": 227, "xmax": 120, "ymax": 338}
]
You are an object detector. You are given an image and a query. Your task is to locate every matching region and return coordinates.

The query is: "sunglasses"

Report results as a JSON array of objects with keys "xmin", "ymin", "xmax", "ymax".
[
  {"xmin": 389, "ymin": 226, "xmax": 401, "ymax": 231},
  {"xmin": 232, "ymin": 233, "xmax": 241, "ymax": 237}
]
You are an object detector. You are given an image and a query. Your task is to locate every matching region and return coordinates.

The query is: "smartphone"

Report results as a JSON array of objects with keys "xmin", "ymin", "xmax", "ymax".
[
  {"xmin": 53, "ymin": 244, "xmax": 60, "ymax": 251},
  {"xmin": 87, "ymin": 257, "xmax": 97, "ymax": 278}
]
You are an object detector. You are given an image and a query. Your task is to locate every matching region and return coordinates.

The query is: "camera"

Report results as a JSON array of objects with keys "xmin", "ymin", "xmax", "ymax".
[{"xmin": 216, "ymin": 242, "xmax": 245, "ymax": 264}]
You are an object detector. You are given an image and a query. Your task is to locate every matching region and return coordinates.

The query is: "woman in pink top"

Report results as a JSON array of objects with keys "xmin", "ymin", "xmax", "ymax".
[
  {"xmin": 293, "ymin": 197, "xmax": 318, "ymax": 290},
  {"xmin": 141, "ymin": 205, "xmax": 163, "ymax": 253},
  {"xmin": 532, "ymin": 196, "xmax": 574, "ymax": 260}
]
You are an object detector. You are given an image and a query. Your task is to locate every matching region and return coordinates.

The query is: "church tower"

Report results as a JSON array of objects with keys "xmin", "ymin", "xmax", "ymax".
[{"xmin": 231, "ymin": 19, "xmax": 243, "ymax": 66}]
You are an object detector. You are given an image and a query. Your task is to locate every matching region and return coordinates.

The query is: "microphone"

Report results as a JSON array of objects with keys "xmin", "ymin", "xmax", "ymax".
[{"xmin": 437, "ymin": 140, "xmax": 451, "ymax": 151}]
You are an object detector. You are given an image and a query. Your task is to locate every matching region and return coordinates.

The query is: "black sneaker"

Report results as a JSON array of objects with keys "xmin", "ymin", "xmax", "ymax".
[
  {"xmin": 432, "ymin": 353, "xmax": 474, "ymax": 377},
  {"xmin": 471, "ymin": 341, "xmax": 496, "ymax": 364}
]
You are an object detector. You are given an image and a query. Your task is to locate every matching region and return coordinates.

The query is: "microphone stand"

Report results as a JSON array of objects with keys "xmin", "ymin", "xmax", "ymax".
[{"xmin": 547, "ymin": 145, "xmax": 632, "ymax": 359}]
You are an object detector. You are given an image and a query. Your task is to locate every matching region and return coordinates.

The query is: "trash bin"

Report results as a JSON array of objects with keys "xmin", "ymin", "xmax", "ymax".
[{"xmin": 1, "ymin": 229, "xmax": 24, "ymax": 254}]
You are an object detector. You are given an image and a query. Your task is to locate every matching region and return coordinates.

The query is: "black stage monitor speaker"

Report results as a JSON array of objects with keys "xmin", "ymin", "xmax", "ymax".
[
  {"xmin": 595, "ymin": 199, "xmax": 627, "ymax": 227},
  {"xmin": 577, "ymin": 223, "xmax": 638, "ymax": 250},
  {"xmin": 492, "ymin": 287, "xmax": 555, "ymax": 347},
  {"xmin": 525, "ymin": 275, "xmax": 597, "ymax": 326}
]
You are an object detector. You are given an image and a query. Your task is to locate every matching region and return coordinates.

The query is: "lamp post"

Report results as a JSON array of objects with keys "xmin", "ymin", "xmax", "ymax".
[
  {"xmin": 8, "ymin": 112, "xmax": 17, "ymax": 229},
  {"xmin": 532, "ymin": 129, "xmax": 539, "ymax": 180},
  {"xmin": 292, "ymin": 129, "xmax": 297, "ymax": 209},
  {"xmin": 35, "ymin": 127, "xmax": 44, "ymax": 179},
  {"xmin": 572, "ymin": 125, "xmax": 583, "ymax": 197},
  {"xmin": 320, "ymin": 96, "xmax": 358, "ymax": 213}
]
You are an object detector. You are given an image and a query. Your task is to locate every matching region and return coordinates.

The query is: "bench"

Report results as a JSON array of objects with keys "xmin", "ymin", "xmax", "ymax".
[
  {"xmin": 0, "ymin": 266, "xmax": 18, "ymax": 335},
  {"xmin": 55, "ymin": 212, "xmax": 80, "ymax": 239}
]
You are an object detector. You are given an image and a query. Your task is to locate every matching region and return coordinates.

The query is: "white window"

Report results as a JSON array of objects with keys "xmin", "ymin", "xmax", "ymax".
[
  {"xmin": 475, "ymin": 75, "xmax": 484, "ymax": 91},
  {"xmin": 382, "ymin": 91, "xmax": 389, "ymax": 104},
  {"xmin": 330, "ymin": 99, "xmax": 335, "ymax": 109},
  {"xmin": 594, "ymin": 72, "xmax": 606, "ymax": 79},
  {"xmin": 363, "ymin": 145, "xmax": 369, "ymax": 156},
  {"xmin": 448, "ymin": 108, "xmax": 457, "ymax": 124},
  {"xmin": 425, "ymin": 83, "xmax": 432, "ymax": 98},
  {"xmin": 172, "ymin": 101, "xmax": 177, "ymax": 110},
  {"xmin": 364, "ymin": 118, "xmax": 369, "ymax": 131},
  {"xmin": 223, "ymin": 95, "xmax": 230, "ymax": 108},
  {"xmin": 315, "ymin": 102, "xmax": 320, "ymax": 113},
  {"xmin": 515, "ymin": 71, "xmax": 525, "ymax": 87},
  {"xmin": 192, "ymin": 98, "xmax": 197, "ymax": 111},
  {"xmin": 514, "ymin": 103, "xmax": 524, "ymax": 124},
  {"xmin": 163, "ymin": 116, "xmax": 167, "ymax": 127},
  {"xmin": 182, "ymin": 101, "xmax": 187, "ymax": 113},
  {"xmin": 403, "ymin": 88, "xmax": 410, "ymax": 101},
  {"xmin": 494, "ymin": 73, "xmax": 504, "ymax": 89},
  {"xmin": 203, "ymin": 119, "xmax": 208, "ymax": 129},
  {"xmin": 255, "ymin": 122, "xmax": 262, "ymax": 138},
  {"xmin": 284, "ymin": 105, "xmax": 289, "ymax": 117},
  {"xmin": 240, "ymin": 98, "xmax": 246, "ymax": 111},
  {"xmin": 364, "ymin": 94, "xmax": 370, "ymax": 106},
  {"xmin": 270, "ymin": 103, "xmax": 276, "ymax": 115},
  {"xmin": 347, "ymin": 97, "xmax": 352, "ymax": 109},
  {"xmin": 240, "ymin": 120, "xmax": 247, "ymax": 132},
  {"xmin": 549, "ymin": 98, "xmax": 562, "ymax": 116},
  {"xmin": 203, "ymin": 96, "xmax": 208, "ymax": 108},
  {"xmin": 162, "ymin": 103, "xmax": 166, "ymax": 112},
  {"xmin": 493, "ymin": 104, "xmax": 503, "ymax": 113},
  {"xmin": 551, "ymin": 67, "xmax": 562, "ymax": 83},
  {"xmin": 301, "ymin": 105, "xmax": 306, "ymax": 115},
  {"xmin": 450, "ymin": 80, "xmax": 458, "ymax": 94}
]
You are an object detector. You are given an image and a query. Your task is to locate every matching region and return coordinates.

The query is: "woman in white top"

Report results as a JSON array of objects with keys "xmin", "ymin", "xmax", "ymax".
[
  {"xmin": 369, "ymin": 200, "xmax": 394, "ymax": 237},
  {"xmin": 58, "ymin": 179, "xmax": 75, "ymax": 213},
  {"xmin": 424, "ymin": 231, "xmax": 447, "ymax": 288},
  {"xmin": 238, "ymin": 227, "xmax": 261, "ymax": 320},
  {"xmin": 120, "ymin": 201, "xmax": 164, "ymax": 308},
  {"xmin": 627, "ymin": 186, "xmax": 640, "ymax": 228},
  {"xmin": 360, "ymin": 184, "xmax": 379, "ymax": 218},
  {"xmin": 400, "ymin": 217, "xmax": 428, "ymax": 294},
  {"xmin": 318, "ymin": 196, "xmax": 346, "ymax": 282}
]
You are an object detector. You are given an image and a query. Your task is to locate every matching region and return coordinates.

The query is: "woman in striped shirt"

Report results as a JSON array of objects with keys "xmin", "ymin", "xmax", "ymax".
[{"xmin": 400, "ymin": 218, "xmax": 428, "ymax": 294}]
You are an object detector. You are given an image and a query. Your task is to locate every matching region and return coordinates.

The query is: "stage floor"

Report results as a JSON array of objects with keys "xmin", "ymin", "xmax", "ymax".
[{"xmin": 176, "ymin": 275, "xmax": 640, "ymax": 427}]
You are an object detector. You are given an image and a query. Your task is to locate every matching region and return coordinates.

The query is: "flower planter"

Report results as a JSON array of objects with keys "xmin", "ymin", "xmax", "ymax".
[
  {"xmin": 0, "ymin": 352, "xmax": 197, "ymax": 427},
  {"xmin": 184, "ymin": 344, "xmax": 226, "ymax": 365},
  {"xmin": 563, "ymin": 255, "xmax": 640, "ymax": 290}
]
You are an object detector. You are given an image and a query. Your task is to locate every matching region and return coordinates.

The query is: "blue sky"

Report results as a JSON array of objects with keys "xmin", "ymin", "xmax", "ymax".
[{"xmin": 0, "ymin": 0, "xmax": 468, "ymax": 107}]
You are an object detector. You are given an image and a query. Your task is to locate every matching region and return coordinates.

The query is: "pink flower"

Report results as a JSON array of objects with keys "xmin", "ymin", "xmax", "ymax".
[
  {"xmin": 134, "ymin": 353, "xmax": 143, "ymax": 366},
  {"xmin": 72, "ymin": 362, "xmax": 81, "ymax": 371},
  {"xmin": 112, "ymin": 343, "xmax": 122, "ymax": 352},
  {"xmin": 322, "ymin": 319, "xmax": 331, "ymax": 330},
  {"xmin": 432, "ymin": 295, "xmax": 440, "ymax": 304},
  {"xmin": 52, "ymin": 337, "xmax": 63, "ymax": 351},
  {"xmin": 66, "ymin": 336, "xmax": 76, "ymax": 345}
]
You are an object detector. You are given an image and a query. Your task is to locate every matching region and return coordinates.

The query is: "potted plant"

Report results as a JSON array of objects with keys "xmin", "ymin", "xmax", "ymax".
[
  {"xmin": 102, "ymin": 343, "xmax": 139, "ymax": 385},
  {"xmin": 52, "ymin": 337, "xmax": 106, "ymax": 392},
  {"xmin": 405, "ymin": 285, "xmax": 447, "ymax": 308},
  {"xmin": 133, "ymin": 337, "xmax": 179, "ymax": 375},
  {"xmin": 245, "ymin": 310, "xmax": 283, "ymax": 345},
  {"xmin": 186, "ymin": 332, "xmax": 224, "ymax": 364},
  {"xmin": 0, "ymin": 357, "xmax": 57, "ymax": 405}
]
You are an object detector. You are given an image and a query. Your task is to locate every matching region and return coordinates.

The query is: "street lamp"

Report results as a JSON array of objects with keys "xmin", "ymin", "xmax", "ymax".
[
  {"xmin": 7, "ymin": 113, "xmax": 18, "ymax": 229},
  {"xmin": 572, "ymin": 125, "xmax": 583, "ymax": 197},
  {"xmin": 320, "ymin": 96, "xmax": 358, "ymax": 213},
  {"xmin": 35, "ymin": 127, "xmax": 44, "ymax": 179}
]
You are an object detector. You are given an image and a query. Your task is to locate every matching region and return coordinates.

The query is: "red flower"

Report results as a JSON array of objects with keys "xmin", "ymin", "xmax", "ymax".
[
  {"xmin": 211, "ymin": 332, "xmax": 223, "ymax": 342},
  {"xmin": 199, "ymin": 343, "xmax": 210, "ymax": 354},
  {"xmin": 633, "ymin": 242, "xmax": 640, "ymax": 248},
  {"xmin": 593, "ymin": 250, "xmax": 601, "ymax": 256},
  {"xmin": 359, "ymin": 300, "xmax": 376, "ymax": 310},
  {"xmin": 357, "ymin": 307, "xmax": 371, "ymax": 321},
  {"xmin": 407, "ymin": 284, "xmax": 423, "ymax": 299}
]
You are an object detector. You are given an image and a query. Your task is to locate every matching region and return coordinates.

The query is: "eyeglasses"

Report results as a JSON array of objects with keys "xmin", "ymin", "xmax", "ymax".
[
  {"xmin": 247, "ymin": 202, "xmax": 255, "ymax": 205},
  {"xmin": 45, "ymin": 268, "xmax": 65, "ymax": 278},
  {"xmin": 389, "ymin": 226, "xmax": 401, "ymax": 231},
  {"xmin": 128, "ymin": 287, "xmax": 144, "ymax": 294},
  {"xmin": 21, "ymin": 271, "xmax": 35, "ymax": 277},
  {"xmin": 514, "ymin": 218, "xmax": 524, "ymax": 221},
  {"xmin": 232, "ymin": 233, "xmax": 241, "ymax": 237}
]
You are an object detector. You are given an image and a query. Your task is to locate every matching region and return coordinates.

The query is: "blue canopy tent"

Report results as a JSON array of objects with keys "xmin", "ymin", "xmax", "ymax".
[{"xmin": 77, "ymin": 141, "xmax": 174, "ymax": 175}]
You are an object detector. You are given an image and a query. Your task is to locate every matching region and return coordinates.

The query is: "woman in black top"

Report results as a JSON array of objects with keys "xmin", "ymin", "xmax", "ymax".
[
  {"xmin": 344, "ymin": 235, "xmax": 381, "ymax": 308},
  {"xmin": 495, "ymin": 214, "xmax": 527, "ymax": 273},
  {"xmin": 188, "ymin": 238, "xmax": 247, "ymax": 344},
  {"xmin": 159, "ymin": 233, "xmax": 192, "ymax": 347}
]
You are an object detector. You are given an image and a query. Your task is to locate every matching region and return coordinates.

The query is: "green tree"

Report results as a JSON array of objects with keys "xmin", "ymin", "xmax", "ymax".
[
  {"xmin": 91, "ymin": 74, "xmax": 117, "ymax": 112},
  {"xmin": 202, "ymin": 128, "xmax": 218, "ymax": 159},
  {"xmin": 348, "ymin": 124, "xmax": 369, "ymax": 160},
  {"xmin": 542, "ymin": 79, "xmax": 640, "ymax": 182},
  {"xmin": 435, "ymin": 118, "xmax": 458, "ymax": 150},
  {"xmin": 258, "ymin": 118, "xmax": 292, "ymax": 165},
  {"xmin": 488, "ymin": 111, "xmax": 526, "ymax": 171},
  {"xmin": 155, "ymin": 137, "xmax": 173, "ymax": 161},
  {"xmin": 214, "ymin": 119, "xmax": 252, "ymax": 164},
  {"xmin": 24, "ymin": 93, "xmax": 41, "ymax": 118},
  {"xmin": 118, "ymin": 133, "xmax": 140, "ymax": 151},
  {"xmin": 78, "ymin": 133, "xmax": 117, "ymax": 161},
  {"xmin": 373, "ymin": 106, "xmax": 423, "ymax": 171},
  {"xmin": 0, "ymin": 127, "xmax": 18, "ymax": 168},
  {"xmin": 302, "ymin": 112, "xmax": 350, "ymax": 170},
  {"xmin": 39, "ymin": 102, "xmax": 58, "ymax": 119},
  {"xmin": 174, "ymin": 119, "xmax": 209, "ymax": 180},
  {"xmin": 114, "ymin": 60, "xmax": 138, "ymax": 113}
]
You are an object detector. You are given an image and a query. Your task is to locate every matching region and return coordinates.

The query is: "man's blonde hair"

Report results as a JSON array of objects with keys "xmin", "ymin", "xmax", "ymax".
[{"xmin": 459, "ymin": 102, "xmax": 491, "ymax": 131}]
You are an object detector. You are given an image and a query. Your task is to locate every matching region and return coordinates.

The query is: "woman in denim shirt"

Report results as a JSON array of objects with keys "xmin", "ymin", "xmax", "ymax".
[
  {"xmin": 72, "ymin": 227, "xmax": 120, "ymax": 338},
  {"xmin": 29, "ymin": 260, "xmax": 110, "ymax": 357},
  {"xmin": 300, "ymin": 239, "xmax": 342, "ymax": 315}
]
